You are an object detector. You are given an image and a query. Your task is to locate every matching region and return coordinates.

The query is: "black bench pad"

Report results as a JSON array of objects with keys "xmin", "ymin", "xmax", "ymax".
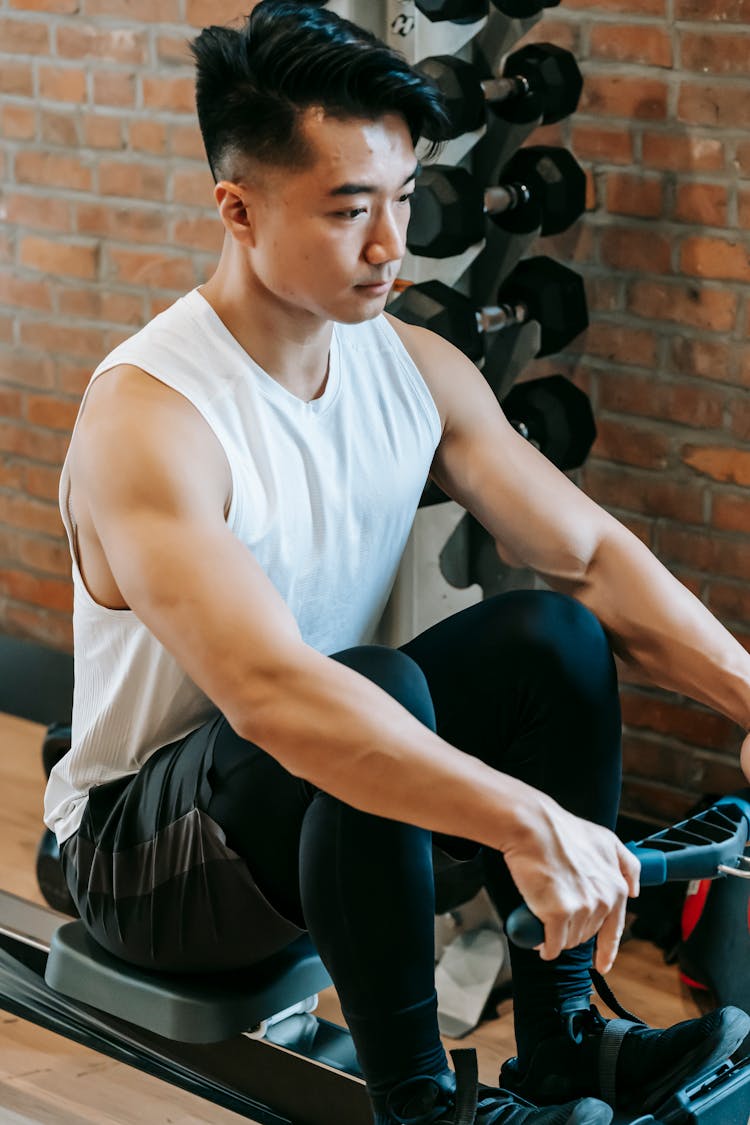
[{"xmin": 45, "ymin": 920, "xmax": 331, "ymax": 1043}]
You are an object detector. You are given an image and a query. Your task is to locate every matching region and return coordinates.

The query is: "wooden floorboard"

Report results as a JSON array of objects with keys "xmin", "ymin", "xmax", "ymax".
[{"xmin": 0, "ymin": 712, "xmax": 699, "ymax": 1120}]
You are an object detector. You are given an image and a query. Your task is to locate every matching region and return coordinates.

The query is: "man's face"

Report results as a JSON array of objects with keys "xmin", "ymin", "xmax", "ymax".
[{"xmin": 244, "ymin": 111, "xmax": 418, "ymax": 324}]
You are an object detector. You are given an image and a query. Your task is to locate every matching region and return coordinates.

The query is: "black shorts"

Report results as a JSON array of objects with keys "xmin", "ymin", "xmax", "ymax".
[{"xmin": 60, "ymin": 711, "xmax": 306, "ymax": 973}]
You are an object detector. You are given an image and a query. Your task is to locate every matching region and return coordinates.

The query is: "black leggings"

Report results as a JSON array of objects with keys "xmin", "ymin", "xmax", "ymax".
[{"xmin": 205, "ymin": 590, "xmax": 623, "ymax": 1106}]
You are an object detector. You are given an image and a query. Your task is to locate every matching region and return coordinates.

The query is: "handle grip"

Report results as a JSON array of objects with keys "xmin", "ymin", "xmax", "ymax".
[{"xmin": 505, "ymin": 798, "xmax": 750, "ymax": 950}]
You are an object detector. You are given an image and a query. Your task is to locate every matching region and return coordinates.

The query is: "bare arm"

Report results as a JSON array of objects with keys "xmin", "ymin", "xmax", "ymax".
[{"xmin": 391, "ymin": 321, "xmax": 750, "ymax": 742}]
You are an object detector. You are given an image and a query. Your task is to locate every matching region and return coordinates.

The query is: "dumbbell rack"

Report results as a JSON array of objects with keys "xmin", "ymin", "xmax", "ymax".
[{"xmin": 324, "ymin": 3, "xmax": 593, "ymax": 648}]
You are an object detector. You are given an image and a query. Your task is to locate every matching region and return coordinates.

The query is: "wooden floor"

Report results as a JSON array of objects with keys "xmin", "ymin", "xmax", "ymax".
[{"xmin": 0, "ymin": 712, "xmax": 700, "ymax": 1123}]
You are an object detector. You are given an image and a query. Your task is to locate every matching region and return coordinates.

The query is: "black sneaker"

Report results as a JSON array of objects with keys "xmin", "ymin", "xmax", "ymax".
[
  {"xmin": 500, "ymin": 979, "xmax": 750, "ymax": 1115},
  {"xmin": 379, "ymin": 1048, "xmax": 613, "ymax": 1124}
]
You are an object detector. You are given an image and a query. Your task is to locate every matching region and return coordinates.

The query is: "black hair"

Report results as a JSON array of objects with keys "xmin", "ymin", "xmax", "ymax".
[{"xmin": 190, "ymin": 0, "xmax": 449, "ymax": 183}]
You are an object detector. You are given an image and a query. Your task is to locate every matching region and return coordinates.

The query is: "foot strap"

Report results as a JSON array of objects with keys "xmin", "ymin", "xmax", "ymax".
[{"xmin": 598, "ymin": 1018, "xmax": 640, "ymax": 1107}]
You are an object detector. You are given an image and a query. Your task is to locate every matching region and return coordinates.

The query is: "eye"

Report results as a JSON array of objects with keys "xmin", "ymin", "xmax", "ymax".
[
  {"xmin": 337, "ymin": 207, "xmax": 367, "ymax": 219},
  {"xmin": 398, "ymin": 192, "xmax": 414, "ymax": 204}
]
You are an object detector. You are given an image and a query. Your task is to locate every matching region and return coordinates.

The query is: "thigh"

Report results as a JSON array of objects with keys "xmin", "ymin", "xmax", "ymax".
[{"xmin": 61, "ymin": 713, "xmax": 307, "ymax": 973}]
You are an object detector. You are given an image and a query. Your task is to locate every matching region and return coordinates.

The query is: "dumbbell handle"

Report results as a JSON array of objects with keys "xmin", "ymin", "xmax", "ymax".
[
  {"xmin": 476, "ymin": 301, "xmax": 531, "ymax": 336},
  {"xmin": 484, "ymin": 183, "xmax": 532, "ymax": 218},
  {"xmin": 481, "ymin": 75, "xmax": 531, "ymax": 108}
]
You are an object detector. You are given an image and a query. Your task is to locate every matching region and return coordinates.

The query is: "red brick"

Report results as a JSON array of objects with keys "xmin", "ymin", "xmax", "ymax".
[
  {"xmin": 172, "ymin": 215, "xmax": 222, "ymax": 253},
  {"xmin": 586, "ymin": 279, "xmax": 622, "ymax": 312},
  {"xmin": 55, "ymin": 24, "xmax": 146, "ymax": 64},
  {"xmin": 5, "ymin": 193, "xmax": 71, "ymax": 233},
  {"xmin": 517, "ymin": 20, "xmax": 579, "ymax": 54},
  {"xmin": 680, "ymin": 236, "xmax": 750, "ymax": 282},
  {"xmin": 129, "ymin": 120, "xmax": 167, "ymax": 155},
  {"xmin": 736, "ymin": 142, "xmax": 750, "ymax": 176},
  {"xmin": 570, "ymin": 126, "xmax": 634, "ymax": 165},
  {"xmin": 0, "ymin": 315, "xmax": 14, "ymax": 344},
  {"xmin": 3, "ymin": 606, "xmax": 73, "ymax": 651},
  {"xmin": 20, "ymin": 236, "xmax": 98, "ymax": 280},
  {"xmin": 83, "ymin": 0, "xmax": 180, "ymax": 17},
  {"xmin": 592, "ymin": 417, "xmax": 671, "ymax": 470},
  {"xmin": 581, "ymin": 75, "xmax": 668, "ymax": 121},
  {"xmin": 678, "ymin": 83, "xmax": 750, "ymax": 128},
  {"xmin": 38, "ymin": 65, "xmax": 87, "ymax": 104},
  {"xmin": 105, "ymin": 248, "xmax": 195, "ymax": 290},
  {"xmin": 0, "ymin": 569, "xmax": 72, "ymax": 613},
  {"xmin": 0, "ymin": 461, "xmax": 23, "ymax": 490},
  {"xmin": 712, "ymin": 492, "xmax": 750, "ymax": 534},
  {"xmin": 40, "ymin": 108, "xmax": 80, "ymax": 147},
  {"xmin": 23, "ymin": 465, "xmax": 64, "ymax": 504},
  {"xmin": 17, "ymin": 533, "xmax": 71, "ymax": 577},
  {"xmin": 26, "ymin": 394, "xmax": 80, "ymax": 431},
  {"xmin": 0, "ymin": 349, "xmax": 56, "ymax": 391},
  {"xmin": 141, "ymin": 76, "xmax": 195, "ymax": 114},
  {"xmin": 0, "ymin": 17, "xmax": 50, "ymax": 53},
  {"xmin": 739, "ymin": 189, "xmax": 750, "ymax": 229},
  {"xmin": 0, "ymin": 104, "xmax": 36, "ymax": 140},
  {"xmin": 56, "ymin": 359, "xmax": 94, "ymax": 396},
  {"xmin": 16, "ymin": 150, "xmax": 92, "ymax": 193},
  {"xmin": 740, "ymin": 349, "xmax": 750, "ymax": 385},
  {"xmin": 600, "ymin": 226, "xmax": 672, "ymax": 274},
  {"xmin": 83, "ymin": 113, "xmax": 124, "ymax": 150},
  {"xmin": 535, "ymin": 223, "xmax": 596, "ymax": 266},
  {"xmin": 598, "ymin": 371, "xmax": 725, "ymax": 429},
  {"xmin": 642, "ymin": 132, "xmax": 724, "ymax": 172},
  {"xmin": 657, "ymin": 524, "xmax": 750, "ymax": 582},
  {"xmin": 619, "ymin": 514, "xmax": 653, "ymax": 548},
  {"xmin": 731, "ymin": 397, "xmax": 750, "ymax": 441},
  {"xmin": 0, "ymin": 272, "xmax": 53, "ymax": 312},
  {"xmin": 92, "ymin": 71, "xmax": 135, "ymax": 108},
  {"xmin": 57, "ymin": 287, "xmax": 143, "ymax": 325},
  {"xmin": 18, "ymin": 320, "xmax": 107, "ymax": 359},
  {"xmin": 606, "ymin": 173, "xmax": 664, "ymax": 217},
  {"xmin": 170, "ymin": 124, "xmax": 205, "ymax": 161},
  {"xmin": 10, "ymin": 0, "xmax": 79, "ymax": 10},
  {"xmin": 98, "ymin": 160, "xmax": 166, "ymax": 201},
  {"xmin": 0, "ymin": 388, "xmax": 24, "ymax": 418},
  {"xmin": 0, "ymin": 62, "xmax": 33, "ymax": 96},
  {"xmin": 628, "ymin": 281, "xmax": 737, "ymax": 332},
  {"xmin": 590, "ymin": 24, "xmax": 673, "ymax": 67},
  {"xmin": 621, "ymin": 777, "xmax": 694, "ymax": 826},
  {"xmin": 681, "ymin": 31, "xmax": 750, "ymax": 75},
  {"xmin": 0, "ymin": 417, "xmax": 67, "ymax": 461},
  {"xmin": 681, "ymin": 445, "xmax": 750, "ymax": 487},
  {"xmin": 185, "ymin": 0, "xmax": 246, "ymax": 25},
  {"xmin": 673, "ymin": 182, "xmax": 728, "ymax": 226},
  {"xmin": 622, "ymin": 732, "xmax": 699, "ymax": 789},
  {"xmin": 74, "ymin": 201, "xmax": 168, "ymax": 244},
  {"xmin": 693, "ymin": 753, "xmax": 747, "ymax": 795},
  {"xmin": 173, "ymin": 167, "xmax": 216, "ymax": 207},
  {"xmin": 580, "ymin": 322, "xmax": 658, "ymax": 366},
  {"xmin": 0, "ymin": 494, "xmax": 65, "ymax": 538},
  {"xmin": 582, "ymin": 463, "xmax": 705, "ymax": 523},
  {"xmin": 707, "ymin": 581, "xmax": 750, "ymax": 621},
  {"xmin": 676, "ymin": 0, "xmax": 750, "ymax": 18},
  {"xmin": 670, "ymin": 337, "xmax": 736, "ymax": 385},
  {"xmin": 564, "ymin": 0, "xmax": 665, "ymax": 11},
  {"xmin": 156, "ymin": 33, "xmax": 193, "ymax": 65}
]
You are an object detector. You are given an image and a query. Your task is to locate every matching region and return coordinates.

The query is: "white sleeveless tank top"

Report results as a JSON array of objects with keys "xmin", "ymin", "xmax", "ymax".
[{"xmin": 45, "ymin": 289, "xmax": 442, "ymax": 844}]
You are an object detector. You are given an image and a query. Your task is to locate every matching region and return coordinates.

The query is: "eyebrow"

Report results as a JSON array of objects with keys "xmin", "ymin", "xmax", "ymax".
[{"xmin": 327, "ymin": 162, "xmax": 421, "ymax": 197}]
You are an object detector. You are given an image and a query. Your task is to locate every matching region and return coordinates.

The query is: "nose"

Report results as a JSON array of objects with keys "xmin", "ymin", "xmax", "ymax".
[{"xmin": 365, "ymin": 203, "xmax": 407, "ymax": 268}]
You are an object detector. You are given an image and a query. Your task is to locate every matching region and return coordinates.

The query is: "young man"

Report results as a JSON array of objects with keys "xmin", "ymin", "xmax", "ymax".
[{"xmin": 45, "ymin": 3, "xmax": 750, "ymax": 1123}]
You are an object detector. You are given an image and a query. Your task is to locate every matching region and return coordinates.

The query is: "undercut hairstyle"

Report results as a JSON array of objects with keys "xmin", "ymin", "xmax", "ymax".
[{"xmin": 190, "ymin": 0, "xmax": 450, "ymax": 183}]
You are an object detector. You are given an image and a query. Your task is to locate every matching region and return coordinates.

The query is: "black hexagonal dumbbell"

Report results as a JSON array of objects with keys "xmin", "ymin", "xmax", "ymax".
[
  {"xmin": 407, "ymin": 147, "xmax": 586, "ymax": 258},
  {"xmin": 501, "ymin": 374, "xmax": 596, "ymax": 470},
  {"xmin": 416, "ymin": 0, "xmax": 560, "ymax": 23},
  {"xmin": 390, "ymin": 256, "xmax": 588, "ymax": 362},
  {"xmin": 417, "ymin": 45, "xmax": 583, "ymax": 140}
]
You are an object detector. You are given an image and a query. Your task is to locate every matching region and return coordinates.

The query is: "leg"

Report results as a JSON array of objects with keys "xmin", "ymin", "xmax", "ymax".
[{"xmin": 402, "ymin": 589, "xmax": 622, "ymax": 1060}]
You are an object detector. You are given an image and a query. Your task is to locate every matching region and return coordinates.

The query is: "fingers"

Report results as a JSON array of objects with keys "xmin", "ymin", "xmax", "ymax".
[
  {"xmin": 594, "ymin": 892, "xmax": 628, "ymax": 974},
  {"xmin": 618, "ymin": 841, "xmax": 641, "ymax": 899}
]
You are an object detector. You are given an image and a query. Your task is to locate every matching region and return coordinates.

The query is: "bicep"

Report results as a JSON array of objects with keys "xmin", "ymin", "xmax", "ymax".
[{"xmin": 80, "ymin": 375, "xmax": 304, "ymax": 738}]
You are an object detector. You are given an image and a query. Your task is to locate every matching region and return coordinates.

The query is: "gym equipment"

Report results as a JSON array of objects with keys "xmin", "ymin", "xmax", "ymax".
[
  {"xmin": 415, "ymin": 0, "xmax": 561, "ymax": 23},
  {"xmin": 407, "ymin": 148, "xmax": 586, "ymax": 258},
  {"xmin": 417, "ymin": 46, "xmax": 583, "ymax": 140},
  {"xmin": 389, "ymin": 257, "xmax": 588, "ymax": 362},
  {"xmin": 502, "ymin": 375, "xmax": 596, "ymax": 472},
  {"xmin": 505, "ymin": 795, "xmax": 750, "ymax": 949}
]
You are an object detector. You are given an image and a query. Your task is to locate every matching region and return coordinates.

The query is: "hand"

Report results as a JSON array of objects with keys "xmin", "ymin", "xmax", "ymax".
[
  {"xmin": 741, "ymin": 732, "xmax": 750, "ymax": 784},
  {"xmin": 502, "ymin": 793, "xmax": 641, "ymax": 975}
]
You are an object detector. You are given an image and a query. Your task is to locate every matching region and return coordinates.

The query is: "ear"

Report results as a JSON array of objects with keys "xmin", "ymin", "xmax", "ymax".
[{"xmin": 215, "ymin": 181, "xmax": 257, "ymax": 246}]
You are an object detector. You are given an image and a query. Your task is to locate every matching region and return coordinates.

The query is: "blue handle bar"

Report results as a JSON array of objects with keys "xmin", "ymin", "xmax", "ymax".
[{"xmin": 506, "ymin": 796, "xmax": 750, "ymax": 950}]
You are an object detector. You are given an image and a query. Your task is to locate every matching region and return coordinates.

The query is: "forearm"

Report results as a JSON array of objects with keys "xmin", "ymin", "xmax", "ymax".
[
  {"xmin": 577, "ymin": 522, "xmax": 750, "ymax": 729},
  {"xmin": 244, "ymin": 646, "xmax": 544, "ymax": 853}
]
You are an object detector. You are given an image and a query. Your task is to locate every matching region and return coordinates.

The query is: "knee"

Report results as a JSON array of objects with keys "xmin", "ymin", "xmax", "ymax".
[
  {"xmin": 504, "ymin": 590, "xmax": 617, "ymax": 701},
  {"xmin": 330, "ymin": 645, "xmax": 436, "ymax": 732}
]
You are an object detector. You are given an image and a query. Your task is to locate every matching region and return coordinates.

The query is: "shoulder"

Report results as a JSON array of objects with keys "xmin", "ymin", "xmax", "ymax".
[{"xmin": 384, "ymin": 312, "xmax": 485, "ymax": 436}]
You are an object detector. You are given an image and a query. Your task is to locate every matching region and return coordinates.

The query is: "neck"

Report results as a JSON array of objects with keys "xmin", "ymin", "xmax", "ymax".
[{"xmin": 199, "ymin": 246, "xmax": 334, "ymax": 402}]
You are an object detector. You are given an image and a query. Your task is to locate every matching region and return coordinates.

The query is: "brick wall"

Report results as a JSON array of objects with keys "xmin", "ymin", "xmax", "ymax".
[{"xmin": 1, "ymin": 0, "xmax": 747, "ymax": 819}]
